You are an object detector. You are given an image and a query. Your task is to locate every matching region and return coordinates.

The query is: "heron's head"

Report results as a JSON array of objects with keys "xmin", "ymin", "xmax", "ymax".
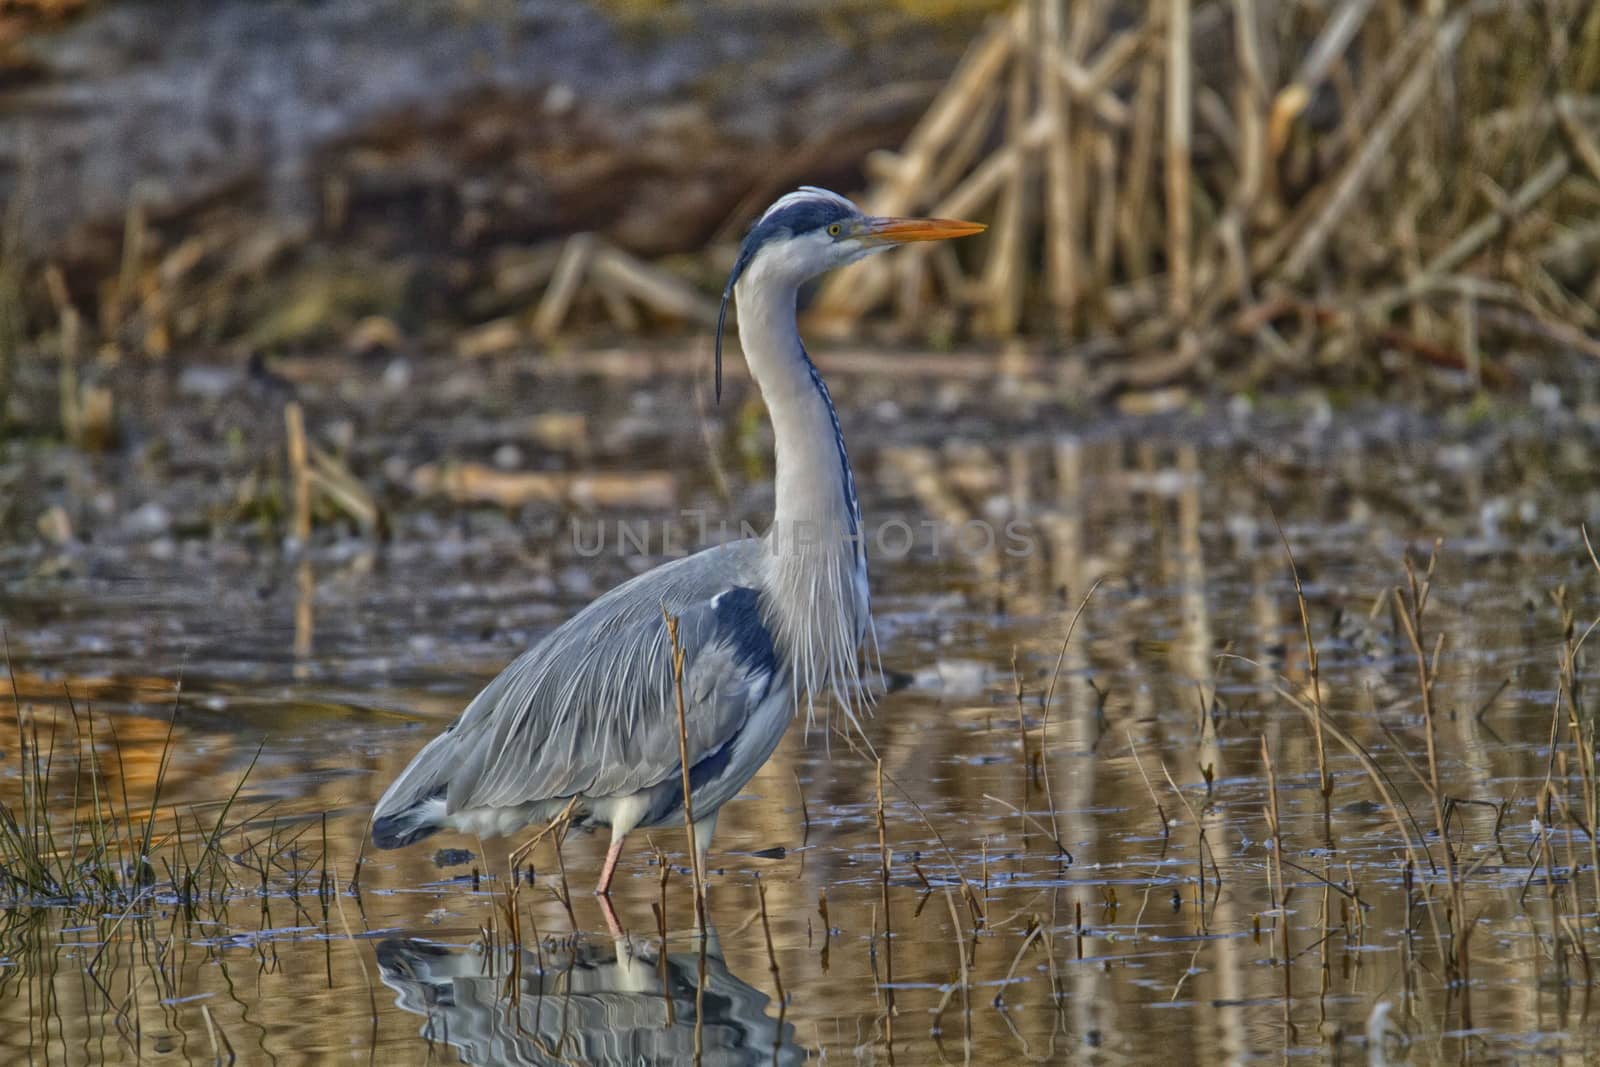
[{"xmin": 714, "ymin": 186, "xmax": 983, "ymax": 399}]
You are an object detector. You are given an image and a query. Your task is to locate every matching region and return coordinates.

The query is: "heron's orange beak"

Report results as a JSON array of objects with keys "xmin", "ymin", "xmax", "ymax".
[{"xmin": 861, "ymin": 216, "xmax": 986, "ymax": 244}]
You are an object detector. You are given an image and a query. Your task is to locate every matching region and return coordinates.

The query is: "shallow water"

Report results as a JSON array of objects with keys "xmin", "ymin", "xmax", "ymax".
[{"xmin": 3, "ymin": 353, "xmax": 1600, "ymax": 1063}]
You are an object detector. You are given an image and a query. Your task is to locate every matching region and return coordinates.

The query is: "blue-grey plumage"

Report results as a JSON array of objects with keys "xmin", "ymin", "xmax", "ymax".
[{"xmin": 372, "ymin": 186, "xmax": 984, "ymax": 896}]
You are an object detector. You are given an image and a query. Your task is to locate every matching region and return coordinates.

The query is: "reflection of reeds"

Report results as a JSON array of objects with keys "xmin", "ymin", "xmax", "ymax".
[{"xmin": 0, "ymin": 663, "xmax": 278, "ymax": 924}]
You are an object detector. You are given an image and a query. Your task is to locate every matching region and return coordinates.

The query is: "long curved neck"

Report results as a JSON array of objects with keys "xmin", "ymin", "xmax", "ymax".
[
  {"xmin": 734, "ymin": 271, "xmax": 870, "ymax": 722},
  {"xmin": 733, "ymin": 277, "xmax": 860, "ymax": 542}
]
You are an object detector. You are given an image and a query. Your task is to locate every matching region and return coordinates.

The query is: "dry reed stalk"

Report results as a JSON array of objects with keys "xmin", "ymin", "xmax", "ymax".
[
  {"xmin": 306, "ymin": 445, "xmax": 382, "ymax": 537},
  {"xmin": 879, "ymin": 765, "xmax": 986, "ymax": 922},
  {"xmin": 1231, "ymin": 0, "xmax": 1268, "ymax": 215},
  {"xmin": 981, "ymin": 794, "xmax": 1072, "ymax": 860},
  {"xmin": 875, "ymin": 758, "xmax": 896, "ymax": 1041},
  {"xmin": 283, "ymin": 401, "xmax": 312, "ymax": 544},
  {"xmin": 1272, "ymin": 519, "xmax": 1332, "ymax": 838},
  {"xmin": 1165, "ymin": 0, "xmax": 1193, "ymax": 318},
  {"xmin": 293, "ymin": 558, "xmax": 314, "ymax": 663},
  {"xmin": 935, "ymin": 887, "xmax": 972, "ymax": 1047},
  {"xmin": 1119, "ymin": 46, "xmax": 1161, "ymax": 280},
  {"xmin": 1273, "ymin": 11, "xmax": 1467, "ymax": 283},
  {"xmin": 1394, "ymin": 549, "xmax": 1467, "ymax": 984},
  {"xmin": 590, "ymin": 244, "xmax": 717, "ymax": 325},
  {"xmin": 993, "ymin": 918, "xmax": 1043, "ymax": 1008},
  {"xmin": 1040, "ymin": 0, "xmax": 1078, "ymax": 328},
  {"xmin": 793, "ymin": 768, "xmax": 811, "ymax": 844},
  {"xmin": 1038, "ymin": 577, "xmax": 1104, "ymax": 848},
  {"xmin": 814, "ymin": 9, "xmax": 1019, "ymax": 320},
  {"xmin": 1365, "ymin": 154, "xmax": 1571, "ymax": 319},
  {"xmin": 43, "ymin": 266, "xmax": 81, "ymax": 445},
  {"xmin": 507, "ymin": 795, "xmax": 578, "ymax": 873},
  {"xmin": 532, "ymin": 233, "xmax": 597, "ymax": 340},
  {"xmin": 1290, "ymin": 0, "xmax": 1377, "ymax": 97},
  {"xmin": 1011, "ymin": 648, "xmax": 1031, "ymax": 788},
  {"xmin": 1091, "ymin": 130, "xmax": 1119, "ymax": 305},
  {"xmin": 1580, "ymin": 527, "xmax": 1600, "ymax": 912},
  {"xmin": 662, "ymin": 608, "xmax": 706, "ymax": 924},
  {"xmin": 756, "ymin": 874, "xmax": 787, "ymax": 1034},
  {"xmin": 106, "ymin": 190, "xmax": 147, "ymax": 339},
  {"xmin": 1260, "ymin": 735, "xmax": 1289, "ymax": 966},
  {"xmin": 981, "ymin": 11, "xmax": 1035, "ymax": 337},
  {"xmin": 1157, "ymin": 756, "xmax": 1220, "ymax": 930}
]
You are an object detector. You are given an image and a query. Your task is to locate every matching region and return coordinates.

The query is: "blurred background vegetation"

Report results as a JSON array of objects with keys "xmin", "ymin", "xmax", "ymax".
[{"xmin": 0, "ymin": 0, "xmax": 1597, "ymax": 447}]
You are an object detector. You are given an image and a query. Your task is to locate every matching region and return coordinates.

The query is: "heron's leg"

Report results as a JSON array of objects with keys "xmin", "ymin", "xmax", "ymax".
[
  {"xmin": 595, "ymin": 832, "xmax": 627, "ymax": 896},
  {"xmin": 597, "ymin": 892, "xmax": 625, "ymax": 939}
]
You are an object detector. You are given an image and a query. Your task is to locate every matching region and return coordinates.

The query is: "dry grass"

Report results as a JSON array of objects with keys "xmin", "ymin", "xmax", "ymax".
[
  {"xmin": 812, "ymin": 0, "xmax": 1600, "ymax": 397},
  {"xmin": 3, "ymin": 1, "xmax": 1592, "ymax": 417}
]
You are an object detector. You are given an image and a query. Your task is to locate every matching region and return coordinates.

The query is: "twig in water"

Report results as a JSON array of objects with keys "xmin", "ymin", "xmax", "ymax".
[
  {"xmin": 1260, "ymin": 735, "xmax": 1290, "ymax": 967},
  {"xmin": 1126, "ymin": 731, "xmax": 1171, "ymax": 845},
  {"xmin": 982, "ymin": 795, "xmax": 1073, "ymax": 862},
  {"xmin": 993, "ymin": 916, "xmax": 1045, "ymax": 1009},
  {"xmin": 876, "ymin": 759, "xmax": 896, "ymax": 1044},
  {"xmin": 662, "ymin": 607, "xmax": 707, "ymax": 926},
  {"xmin": 756, "ymin": 874, "xmax": 787, "ymax": 1039},
  {"xmin": 793, "ymin": 769, "xmax": 811, "ymax": 845},
  {"xmin": 1039, "ymin": 578, "xmax": 1105, "ymax": 848},
  {"xmin": 1271, "ymin": 513, "xmax": 1331, "ymax": 839}
]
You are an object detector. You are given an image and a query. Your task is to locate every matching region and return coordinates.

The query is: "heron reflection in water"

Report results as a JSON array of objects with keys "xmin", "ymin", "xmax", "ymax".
[{"xmin": 377, "ymin": 930, "xmax": 805, "ymax": 1066}]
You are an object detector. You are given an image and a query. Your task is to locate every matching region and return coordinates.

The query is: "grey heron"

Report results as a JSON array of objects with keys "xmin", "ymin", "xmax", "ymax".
[{"xmin": 371, "ymin": 186, "xmax": 982, "ymax": 902}]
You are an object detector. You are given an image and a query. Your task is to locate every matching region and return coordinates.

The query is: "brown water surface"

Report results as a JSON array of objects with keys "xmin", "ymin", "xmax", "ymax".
[{"xmin": 3, "ymin": 354, "xmax": 1599, "ymax": 1063}]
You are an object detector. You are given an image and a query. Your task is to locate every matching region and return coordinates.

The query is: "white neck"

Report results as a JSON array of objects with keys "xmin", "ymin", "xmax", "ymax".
[
  {"xmin": 734, "ymin": 267, "xmax": 871, "ymax": 724},
  {"xmin": 734, "ymin": 278, "xmax": 857, "ymax": 538}
]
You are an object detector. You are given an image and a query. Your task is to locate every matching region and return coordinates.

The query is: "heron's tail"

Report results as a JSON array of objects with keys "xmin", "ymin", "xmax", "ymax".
[
  {"xmin": 370, "ymin": 794, "xmax": 445, "ymax": 849},
  {"xmin": 371, "ymin": 729, "xmax": 455, "ymax": 848}
]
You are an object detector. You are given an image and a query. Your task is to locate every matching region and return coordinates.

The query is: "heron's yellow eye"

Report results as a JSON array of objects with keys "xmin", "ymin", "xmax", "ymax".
[{"xmin": 827, "ymin": 223, "xmax": 842, "ymax": 237}]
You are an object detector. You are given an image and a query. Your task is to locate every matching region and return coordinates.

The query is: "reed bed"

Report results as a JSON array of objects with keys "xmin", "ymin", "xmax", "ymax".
[
  {"xmin": 812, "ymin": 0, "xmax": 1600, "ymax": 397},
  {"xmin": 0, "ymin": 0, "xmax": 1591, "ymax": 443}
]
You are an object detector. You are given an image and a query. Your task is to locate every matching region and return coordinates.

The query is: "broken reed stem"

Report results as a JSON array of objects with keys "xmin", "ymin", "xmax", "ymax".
[
  {"xmin": 1395, "ymin": 547, "xmax": 1465, "ymax": 979},
  {"xmin": 284, "ymin": 401, "xmax": 312, "ymax": 543},
  {"xmin": 756, "ymin": 874, "xmax": 787, "ymax": 1032},
  {"xmin": 876, "ymin": 757, "xmax": 896, "ymax": 1039},
  {"xmin": 878, "ymin": 765, "xmax": 986, "ymax": 923},
  {"xmin": 935, "ymin": 886, "xmax": 972, "ymax": 1047},
  {"xmin": 661, "ymin": 607, "xmax": 706, "ymax": 923},
  {"xmin": 994, "ymin": 918, "xmax": 1043, "ymax": 1008},
  {"xmin": 981, "ymin": 794, "xmax": 1073, "ymax": 862},
  {"xmin": 794, "ymin": 769, "xmax": 811, "ymax": 844},
  {"xmin": 1011, "ymin": 648, "xmax": 1030, "ymax": 790},
  {"xmin": 1125, "ymin": 731, "xmax": 1171, "ymax": 843},
  {"xmin": 1040, "ymin": 0, "xmax": 1078, "ymax": 325},
  {"xmin": 1580, "ymin": 528, "xmax": 1600, "ymax": 913},
  {"xmin": 1272, "ymin": 516, "xmax": 1332, "ymax": 839},
  {"xmin": 1260, "ymin": 734, "xmax": 1290, "ymax": 967},
  {"xmin": 1157, "ymin": 758, "xmax": 1219, "ymax": 931},
  {"xmin": 1039, "ymin": 578, "xmax": 1104, "ymax": 854},
  {"xmin": 1165, "ymin": 0, "xmax": 1192, "ymax": 317}
]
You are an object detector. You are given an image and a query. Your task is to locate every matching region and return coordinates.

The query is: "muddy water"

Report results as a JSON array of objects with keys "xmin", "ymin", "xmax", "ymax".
[{"xmin": 3, "ymin": 355, "xmax": 1600, "ymax": 1063}]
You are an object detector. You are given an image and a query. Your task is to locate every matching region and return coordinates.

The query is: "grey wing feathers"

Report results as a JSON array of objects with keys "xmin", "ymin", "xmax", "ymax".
[{"xmin": 376, "ymin": 540, "xmax": 778, "ymax": 820}]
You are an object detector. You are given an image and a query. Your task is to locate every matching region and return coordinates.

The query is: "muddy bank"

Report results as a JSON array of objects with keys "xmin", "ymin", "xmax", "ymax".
[{"xmin": 3, "ymin": 1, "xmax": 977, "ymax": 261}]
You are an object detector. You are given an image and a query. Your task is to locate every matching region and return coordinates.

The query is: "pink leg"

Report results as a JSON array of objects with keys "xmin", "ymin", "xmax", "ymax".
[
  {"xmin": 595, "ymin": 833, "xmax": 626, "ymax": 896},
  {"xmin": 597, "ymin": 893, "xmax": 625, "ymax": 939}
]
